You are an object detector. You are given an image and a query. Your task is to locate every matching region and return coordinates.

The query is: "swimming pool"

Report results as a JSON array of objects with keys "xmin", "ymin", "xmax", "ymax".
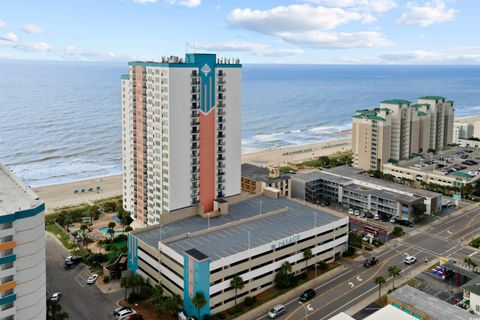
[{"xmin": 98, "ymin": 226, "xmax": 125, "ymax": 236}]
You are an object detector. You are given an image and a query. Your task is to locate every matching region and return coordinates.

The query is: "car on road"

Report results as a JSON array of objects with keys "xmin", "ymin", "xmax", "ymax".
[
  {"xmin": 268, "ymin": 304, "xmax": 286, "ymax": 318},
  {"xmin": 87, "ymin": 274, "xmax": 98, "ymax": 284},
  {"xmin": 299, "ymin": 289, "xmax": 316, "ymax": 302},
  {"xmin": 51, "ymin": 292, "xmax": 62, "ymax": 302},
  {"xmin": 348, "ymin": 208, "xmax": 354, "ymax": 215},
  {"xmin": 404, "ymin": 255, "xmax": 417, "ymax": 265},
  {"xmin": 114, "ymin": 307, "xmax": 134, "ymax": 317},
  {"xmin": 363, "ymin": 257, "xmax": 379, "ymax": 268}
]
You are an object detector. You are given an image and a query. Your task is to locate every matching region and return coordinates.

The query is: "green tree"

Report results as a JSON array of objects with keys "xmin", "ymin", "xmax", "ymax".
[
  {"xmin": 88, "ymin": 205, "xmax": 101, "ymax": 224},
  {"xmin": 121, "ymin": 275, "xmax": 133, "ymax": 300},
  {"xmin": 348, "ymin": 232, "xmax": 363, "ymax": 248},
  {"xmin": 374, "ymin": 276, "xmax": 386, "ymax": 302},
  {"xmin": 64, "ymin": 217, "xmax": 73, "ymax": 232},
  {"xmin": 230, "ymin": 275, "xmax": 245, "ymax": 306},
  {"xmin": 274, "ymin": 261, "xmax": 293, "ymax": 289},
  {"xmin": 303, "ymin": 248, "xmax": 313, "ymax": 271},
  {"xmin": 390, "ymin": 226, "xmax": 405, "ymax": 238},
  {"xmin": 464, "ymin": 257, "xmax": 478, "ymax": 270},
  {"xmin": 96, "ymin": 239, "xmax": 104, "ymax": 254},
  {"xmin": 107, "ymin": 221, "xmax": 116, "ymax": 241},
  {"xmin": 131, "ymin": 273, "xmax": 143, "ymax": 295},
  {"xmin": 388, "ymin": 265, "xmax": 401, "ymax": 289},
  {"xmin": 317, "ymin": 156, "xmax": 330, "ymax": 168},
  {"xmin": 80, "ymin": 223, "xmax": 90, "ymax": 247},
  {"xmin": 192, "ymin": 291, "xmax": 207, "ymax": 319},
  {"xmin": 412, "ymin": 203, "xmax": 427, "ymax": 222}
]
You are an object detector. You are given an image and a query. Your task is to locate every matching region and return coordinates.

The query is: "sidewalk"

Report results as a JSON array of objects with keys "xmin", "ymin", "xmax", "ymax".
[
  {"xmin": 344, "ymin": 257, "xmax": 440, "ymax": 316},
  {"xmin": 234, "ymin": 265, "xmax": 348, "ymax": 320}
]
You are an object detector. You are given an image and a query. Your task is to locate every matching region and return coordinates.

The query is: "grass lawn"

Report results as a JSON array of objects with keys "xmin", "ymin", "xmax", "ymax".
[{"xmin": 46, "ymin": 223, "xmax": 76, "ymax": 250}]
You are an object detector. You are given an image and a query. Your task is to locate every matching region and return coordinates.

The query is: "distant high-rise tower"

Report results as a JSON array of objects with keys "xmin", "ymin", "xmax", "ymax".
[
  {"xmin": 121, "ymin": 53, "xmax": 241, "ymax": 226},
  {"xmin": 352, "ymin": 96, "xmax": 454, "ymax": 171}
]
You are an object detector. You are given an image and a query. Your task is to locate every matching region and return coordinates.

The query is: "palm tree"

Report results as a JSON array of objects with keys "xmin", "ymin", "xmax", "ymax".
[
  {"xmin": 96, "ymin": 239, "xmax": 104, "ymax": 254},
  {"xmin": 303, "ymin": 248, "xmax": 313, "ymax": 271},
  {"xmin": 80, "ymin": 224, "xmax": 89, "ymax": 247},
  {"xmin": 192, "ymin": 291, "xmax": 207, "ymax": 319},
  {"xmin": 120, "ymin": 275, "xmax": 132, "ymax": 300},
  {"xmin": 64, "ymin": 217, "xmax": 73, "ymax": 232},
  {"xmin": 388, "ymin": 265, "xmax": 401, "ymax": 289},
  {"xmin": 89, "ymin": 205, "xmax": 100, "ymax": 224},
  {"xmin": 230, "ymin": 275, "xmax": 245, "ymax": 306},
  {"xmin": 374, "ymin": 276, "xmax": 386, "ymax": 302},
  {"xmin": 131, "ymin": 274, "xmax": 143, "ymax": 295},
  {"xmin": 107, "ymin": 221, "xmax": 116, "ymax": 241}
]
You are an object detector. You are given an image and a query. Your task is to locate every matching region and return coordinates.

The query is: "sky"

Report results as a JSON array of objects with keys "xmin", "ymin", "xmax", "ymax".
[{"xmin": 0, "ymin": 0, "xmax": 479, "ymax": 64}]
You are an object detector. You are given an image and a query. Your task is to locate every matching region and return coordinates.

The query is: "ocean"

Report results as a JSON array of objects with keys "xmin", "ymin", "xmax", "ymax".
[{"xmin": 0, "ymin": 60, "xmax": 479, "ymax": 187}]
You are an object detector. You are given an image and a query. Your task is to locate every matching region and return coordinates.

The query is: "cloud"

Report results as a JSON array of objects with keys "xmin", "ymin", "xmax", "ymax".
[
  {"xmin": 132, "ymin": 0, "xmax": 158, "ymax": 3},
  {"xmin": 307, "ymin": 0, "xmax": 397, "ymax": 13},
  {"xmin": 61, "ymin": 45, "xmax": 119, "ymax": 60},
  {"xmin": 279, "ymin": 31, "xmax": 392, "ymax": 48},
  {"xmin": 193, "ymin": 41, "xmax": 304, "ymax": 57},
  {"xmin": 177, "ymin": 0, "xmax": 201, "ymax": 8},
  {"xmin": 0, "ymin": 20, "xmax": 6, "ymax": 28},
  {"xmin": 0, "ymin": 32, "xmax": 18, "ymax": 43},
  {"xmin": 22, "ymin": 23, "xmax": 44, "ymax": 34},
  {"xmin": 15, "ymin": 42, "xmax": 52, "ymax": 52},
  {"xmin": 378, "ymin": 47, "xmax": 480, "ymax": 64},
  {"xmin": 228, "ymin": 4, "xmax": 364, "ymax": 34},
  {"xmin": 397, "ymin": 0, "xmax": 457, "ymax": 26}
]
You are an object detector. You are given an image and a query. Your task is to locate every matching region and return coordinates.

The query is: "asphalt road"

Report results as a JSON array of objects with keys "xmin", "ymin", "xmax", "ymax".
[
  {"xmin": 252, "ymin": 204, "xmax": 480, "ymax": 320},
  {"xmin": 46, "ymin": 233, "xmax": 122, "ymax": 320}
]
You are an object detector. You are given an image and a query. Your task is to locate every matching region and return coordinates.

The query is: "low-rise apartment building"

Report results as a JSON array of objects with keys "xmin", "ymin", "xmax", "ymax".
[
  {"xmin": 128, "ymin": 195, "xmax": 348, "ymax": 318},
  {"xmin": 241, "ymin": 164, "xmax": 291, "ymax": 197},
  {"xmin": 0, "ymin": 164, "xmax": 46, "ymax": 320},
  {"xmin": 291, "ymin": 166, "xmax": 442, "ymax": 220}
]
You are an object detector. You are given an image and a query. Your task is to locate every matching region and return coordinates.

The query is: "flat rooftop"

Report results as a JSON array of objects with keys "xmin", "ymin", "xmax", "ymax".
[
  {"xmin": 134, "ymin": 196, "xmax": 344, "ymax": 261},
  {"xmin": 241, "ymin": 163, "xmax": 290, "ymax": 183},
  {"xmin": 291, "ymin": 171, "xmax": 351, "ymax": 185},
  {"xmin": 324, "ymin": 166, "xmax": 441, "ymax": 198},
  {"xmin": 343, "ymin": 184, "xmax": 421, "ymax": 204},
  {"xmin": 0, "ymin": 163, "xmax": 42, "ymax": 216},
  {"xmin": 388, "ymin": 285, "xmax": 478, "ymax": 320}
]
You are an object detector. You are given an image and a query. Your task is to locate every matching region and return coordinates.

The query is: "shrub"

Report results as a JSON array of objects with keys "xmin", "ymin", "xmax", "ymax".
[
  {"xmin": 243, "ymin": 296, "xmax": 257, "ymax": 307},
  {"xmin": 138, "ymin": 285, "xmax": 154, "ymax": 301},
  {"xmin": 127, "ymin": 292, "xmax": 141, "ymax": 304},
  {"xmin": 113, "ymin": 234, "xmax": 128, "ymax": 243},
  {"xmin": 342, "ymin": 247, "xmax": 355, "ymax": 257},
  {"xmin": 228, "ymin": 305, "xmax": 243, "ymax": 315},
  {"xmin": 317, "ymin": 260, "xmax": 328, "ymax": 271},
  {"xmin": 390, "ymin": 226, "xmax": 405, "ymax": 238},
  {"xmin": 103, "ymin": 276, "xmax": 110, "ymax": 284}
]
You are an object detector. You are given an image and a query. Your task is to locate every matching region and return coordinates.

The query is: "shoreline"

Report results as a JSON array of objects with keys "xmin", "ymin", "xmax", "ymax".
[{"xmin": 33, "ymin": 137, "xmax": 352, "ymax": 214}]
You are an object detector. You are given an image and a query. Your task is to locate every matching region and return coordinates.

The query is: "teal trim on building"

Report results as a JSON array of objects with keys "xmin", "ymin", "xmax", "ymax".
[
  {"xmin": 0, "ymin": 254, "xmax": 16, "ymax": 265},
  {"xmin": 0, "ymin": 202, "xmax": 44, "ymax": 224},
  {"xmin": 127, "ymin": 234, "xmax": 138, "ymax": 273},
  {"xmin": 0, "ymin": 293, "xmax": 16, "ymax": 305},
  {"xmin": 215, "ymin": 64, "xmax": 241, "ymax": 68},
  {"xmin": 128, "ymin": 61, "xmax": 196, "ymax": 68},
  {"xmin": 183, "ymin": 251, "xmax": 211, "ymax": 318},
  {"xmin": 121, "ymin": 74, "xmax": 129, "ymax": 80}
]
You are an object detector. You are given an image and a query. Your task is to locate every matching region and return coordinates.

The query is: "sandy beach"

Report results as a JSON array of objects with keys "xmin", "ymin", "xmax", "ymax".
[
  {"xmin": 33, "ymin": 175, "xmax": 123, "ymax": 213},
  {"xmin": 34, "ymin": 137, "xmax": 352, "ymax": 214}
]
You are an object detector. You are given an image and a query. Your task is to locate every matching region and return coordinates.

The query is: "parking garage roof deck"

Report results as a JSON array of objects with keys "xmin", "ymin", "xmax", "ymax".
[
  {"xmin": 133, "ymin": 196, "xmax": 345, "ymax": 261},
  {"xmin": 292, "ymin": 171, "xmax": 351, "ymax": 185},
  {"xmin": 0, "ymin": 163, "xmax": 42, "ymax": 216}
]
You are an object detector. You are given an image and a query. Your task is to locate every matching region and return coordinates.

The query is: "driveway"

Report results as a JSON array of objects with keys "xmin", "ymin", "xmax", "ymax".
[{"xmin": 46, "ymin": 233, "xmax": 123, "ymax": 320}]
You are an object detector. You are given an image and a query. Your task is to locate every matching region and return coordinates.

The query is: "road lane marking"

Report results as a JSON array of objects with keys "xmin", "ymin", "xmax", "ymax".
[
  {"xmin": 469, "ymin": 251, "xmax": 478, "ymax": 257},
  {"xmin": 357, "ymin": 276, "xmax": 362, "ymax": 282},
  {"xmin": 284, "ymin": 250, "xmax": 406, "ymax": 320},
  {"xmin": 448, "ymin": 211, "xmax": 480, "ymax": 238},
  {"xmin": 348, "ymin": 282, "xmax": 354, "ymax": 288}
]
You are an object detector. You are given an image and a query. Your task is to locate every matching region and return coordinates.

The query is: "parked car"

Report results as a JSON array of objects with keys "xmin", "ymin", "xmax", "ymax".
[
  {"xmin": 362, "ymin": 235, "xmax": 370, "ymax": 242},
  {"xmin": 354, "ymin": 210, "xmax": 360, "ymax": 216},
  {"xmin": 87, "ymin": 274, "xmax": 99, "ymax": 284},
  {"xmin": 373, "ymin": 214, "xmax": 380, "ymax": 220},
  {"xmin": 397, "ymin": 220, "xmax": 414, "ymax": 228},
  {"xmin": 51, "ymin": 292, "xmax": 62, "ymax": 302},
  {"xmin": 117, "ymin": 309, "xmax": 136, "ymax": 319},
  {"xmin": 348, "ymin": 208, "xmax": 354, "ymax": 215},
  {"xmin": 404, "ymin": 255, "xmax": 417, "ymax": 265},
  {"xmin": 366, "ymin": 212, "xmax": 374, "ymax": 218},
  {"xmin": 389, "ymin": 217, "xmax": 397, "ymax": 224},
  {"xmin": 65, "ymin": 256, "xmax": 82, "ymax": 263},
  {"xmin": 363, "ymin": 257, "xmax": 379, "ymax": 268},
  {"xmin": 114, "ymin": 307, "xmax": 133, "ymax": 317},
  {"xmin": 268, "ymin": 304, "xmax": 286, "ymax": 319},
  {"xmin": 299, "ymin": 289, "xmax": 316, "ymax": 302}
]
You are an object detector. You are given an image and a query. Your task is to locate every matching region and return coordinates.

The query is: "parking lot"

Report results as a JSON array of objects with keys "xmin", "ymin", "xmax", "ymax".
[{"xmin": 46, "ymin": 233, "xmax": 123, "ymax": 320}]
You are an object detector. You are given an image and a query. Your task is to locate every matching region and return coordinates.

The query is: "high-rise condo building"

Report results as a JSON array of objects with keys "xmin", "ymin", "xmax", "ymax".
[
  {"xmin": 121, "ymin": 53, "xmax": 241, "ymax": 227},
  {"xmin": 0, "ymin": 164, "xmax": 46, "ymax": 320},
  {"xmin": 352, "ymin": 96, "xmax": 454, "ymax": 171}
]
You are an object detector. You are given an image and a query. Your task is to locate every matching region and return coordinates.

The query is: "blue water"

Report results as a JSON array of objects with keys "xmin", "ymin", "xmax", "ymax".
[
  {"xmin": 98, "ymin": 226, "xmax": 125, "ymax": 236},
  {"xmin": 0, "ymin": 60, "xmax": 479, "ymax": 187}
]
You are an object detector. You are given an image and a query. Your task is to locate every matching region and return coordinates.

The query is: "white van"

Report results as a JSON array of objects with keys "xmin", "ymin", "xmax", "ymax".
[{"xmin": 268, "ymin": 304, "xmax": 286, "ymax": 318}]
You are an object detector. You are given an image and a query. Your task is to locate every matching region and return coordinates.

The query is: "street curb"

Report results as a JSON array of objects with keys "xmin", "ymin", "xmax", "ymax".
[
  {"xmin": 234, "ymin": 265, "xmax": 348, "ymax": 320},
  {"xmin": 344, "ymin": 258, "xmax": 440, "ymax": 317}
]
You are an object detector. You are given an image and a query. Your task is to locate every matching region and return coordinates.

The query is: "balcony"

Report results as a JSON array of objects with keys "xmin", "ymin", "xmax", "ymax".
[
  {"xmin": 0, "ymin": 293, "xmax": 16, "ymax": 306},
  {"xmin": 191, "ymin": 120, "xmax": 200, "ymax": 126},
  {"xmin": 217, "ymin": 177, "xmax": 225, "ymax": 184},
  {"xmin": 0, "ymin": 300, "xmax": 15, "ymax": 319},
  {"xmin": 218, "ymin": 147, "xmax": 225, "ymax": 153},
  {"xmin": 191, "ymin": 110, "xmax": 199, "ymax": 117},
  {"xmin": 218, "ymin": 94, "xmax": 226, "ymax": 101},
  {"xmin": 217, "ymin": 185, "xmax": 225, "ymax": 191},
  {"xmin": 217, "ymin": 155, "xmax": 225, "ymax": 161},
  {"xmin": 191, "ymin": 159, "xmax": 200, "ymax": 166},
  {"xmin": 191, "ymin": 128, "xmax": 200, "ymax": 134},
  {"xmin": 191, "ymin": 151, "xmax": 199, "ymax": 158},
  {"xmin": 218, "ymin": 139, "xmax": 225, "ymax": 146},
  {"xmin": 217, "ymin": 78, "xmax": 225, "ymax": 84},
  {"xmin": 218, "ymin": 117, "xmax": 225, "ymax": 124},
  {"xmin": 217, "ymin": 102, "xmax": 225, "ymax": 108},
  {"xmin": 217, "ymin": 125, "xmax": 225, "ymax": 132},
  {"xmin": 192, "ymin": 96, "xmax": 199, "ymax": 103},
  {"xmin": 217, "ymin": 109, "xmax": 226, "ymax": 116},
  {"xmin": 218, "ymin": 86, "xmax": 225, "ymax": 93},
  {"xmin": 218, "ymin": 170, "xmax": 225, "ymax": 176}
]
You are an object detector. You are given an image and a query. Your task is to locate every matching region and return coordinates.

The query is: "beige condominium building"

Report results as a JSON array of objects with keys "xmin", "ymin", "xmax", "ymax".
[
  {"xmin": 241, "ymin": 164, "xmax": 291, "ymax": 198},
  {"xmin": 352, "ymin": 96, "xmax": 454, "ymax": 172}
]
